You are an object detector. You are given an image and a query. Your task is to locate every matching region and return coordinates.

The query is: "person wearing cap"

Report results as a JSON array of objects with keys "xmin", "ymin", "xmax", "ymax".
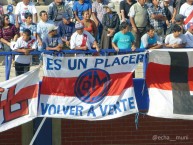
[
  {"xmin": 166, "ymin": 14, "xmax": 186, "ymax": 35},
  {"xmin": 81, "ymin": 10, "xmax": 97, "ymax": 38},
  {"xmin": 58, "ymin": 12, "xmax": 75, "ymax": 48},
  {"xmin": 112, "ymin": 22, "xmax": 136, "ymax": 52},
  {"xmin": 48, "ymin": 0, "xmax": 73, "ymax": 25},
  {"xmin": 100, "ymin": 3, "xmax": 120, "ymax": 49},
  {"xmin": 6, "ymin": 5, "xmax": 15, "ymax": 25},
  {"xmin": 43, "ymin": 25, "xmax": 63, "ymax": 51},
  {"xmin": 15, "ymin": 0, "xmax": 37, "ymax": 28},
  {"xmin": 165, "ymin": 24, "xmax": 186, "ymax": 48},
  {"xmin": 179, "ymin": 0, "xmax": 193, "ymax": 30},
  {"xmin": 37, "ymin": 10, "xmax": 54, "ymax": 51},
  {"xmin": 129, "ymin": 0, "xmax": 149, "ymax": 48},
  {"xmin": 70, "ymin": 22, "xmax": 100, "ymax": 52},
  {"xmin": 73, "ymin": 0, "xmax": 92, "ymax": 23},
  {"xmin": 185, "ymin": 22, "xmax": 193, "ymax": 47}
]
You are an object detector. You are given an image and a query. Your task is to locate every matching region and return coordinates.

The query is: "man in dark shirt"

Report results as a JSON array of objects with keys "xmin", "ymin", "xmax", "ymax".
[
  {"xmin": 58, "ymin": 12, "xmax": 75, "ymax": 48},
  {"xmin": 120, "ymin": 0, "xmax": 136, "ymax": 23}
]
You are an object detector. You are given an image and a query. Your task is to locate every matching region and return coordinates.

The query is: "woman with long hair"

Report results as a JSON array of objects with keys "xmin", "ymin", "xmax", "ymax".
[
  {"xmin": 0, "ymin": 14, "xmax": 19, "ymax": 51},
  {"xmin": 81, "ymin": 10, "xmax": 97, "ymax": 39}
]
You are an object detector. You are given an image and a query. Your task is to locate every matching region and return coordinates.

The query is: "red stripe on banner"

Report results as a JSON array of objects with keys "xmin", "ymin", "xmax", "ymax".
[
  {"xmin": 146, "ymin": 63, "xmax": 193, "ymax": 91},
  {"xmin": 0, "ymin": 84, "xmax": 38, "ymax": 109},
  {"xmin": 108, "ymin": 72, "xmax": 133, "ymax": 96},
  {"xmin": 146, "ymin": 62, "xmax": 172, "ymax": 90},
  {"xmin": 40, "ymin": 72, "xmax": 133, "ymax": 97},
  {"xmin": 189, "ymin": 67, "xmax": 193, "ymax": 91}
]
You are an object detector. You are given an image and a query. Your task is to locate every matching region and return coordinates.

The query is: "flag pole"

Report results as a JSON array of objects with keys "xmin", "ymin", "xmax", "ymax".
[{"xmin": 29, "ymin": 117, "xmax": 47, "ymax": 145}]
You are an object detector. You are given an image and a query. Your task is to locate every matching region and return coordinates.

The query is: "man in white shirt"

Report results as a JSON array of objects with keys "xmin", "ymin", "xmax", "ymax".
[
  {"xmin": 165, "ymin": 24, "xmax": 187, "ymax": 48},
  {"xmin": 15, "ymin": 0, "xmax": 37, "ymax": 28},
  {"xmin": 37, "ymin": 11, "xmax": 54, "ymax": 51},
  {"xmin": 185, "ymin": 22, "xmax": 193, "ymax": 47},
  {"xmin": 179, "ymin": 0, "xmax": 193, "ymax": 30},
  {"xmin": 70, "ymin": 22, "xmax": 100, "ymax": 51},
  {"xmin": 11, "ymin": 29, "xmax": 37, "ymax": 76}
]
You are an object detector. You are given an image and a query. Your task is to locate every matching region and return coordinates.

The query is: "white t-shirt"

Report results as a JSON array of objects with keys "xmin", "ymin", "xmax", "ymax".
[
  {"xmin": 37, "ymin": 20, "xmax": 54, "ymax": 40},
  {"xmin": 165, "ymin": 33, "xmax": 187, "ymax": 45},
  {"xmin": 12, "ymin": 36, "xmax": 37, "ymax": 64},
  {"xmin": 70, "ymin": 30, "xmax": 95, "ymax": 50},
  {"xmin": 179, "ymin": 2, "xmax": 193, "ymax": 30},
  {"xmin": 185, "ymin": 31, "xmax": 193, "ymax": 47},
  {"xmin": 15, "ymin": 2, "xmax": 37, "ymax": 24}
]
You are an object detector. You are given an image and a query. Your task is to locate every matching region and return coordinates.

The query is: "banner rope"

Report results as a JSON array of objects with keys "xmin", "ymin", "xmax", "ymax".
[{"xmin": 135, "ymin": 112, "xmax": 146, "ymax": 130}]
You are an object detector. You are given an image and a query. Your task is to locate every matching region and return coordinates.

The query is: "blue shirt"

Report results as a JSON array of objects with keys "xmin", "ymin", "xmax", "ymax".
[
  {"xmin": 140, "ymin": 33, "xmax": 159, "ymax": 49},
  {"xmin": 43, "ymin": 34, "xmax": 63, "ymax": 48},
  {"xmin": 37, "ymin": 20, "xmax": 54, "ymax": 41},
  {"xmin": 20, "ymin": 23, "xmax": 37, "ymax": 36},
  {"xmin": 58, "ymin": 21, "xmax": 75, "ymax": 41},
  {"xmin": 112, "ymin": 31, "xmax": 135, "ymax": 50},
  {"xmin": 73, "ymin": 1, "xmax": 91, "ymax": 20}
]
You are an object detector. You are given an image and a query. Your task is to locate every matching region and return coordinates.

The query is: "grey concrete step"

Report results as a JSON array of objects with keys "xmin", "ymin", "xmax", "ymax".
[{"xmin": 0, "ymin": 64, "xmax": 44, "ymax": 82}]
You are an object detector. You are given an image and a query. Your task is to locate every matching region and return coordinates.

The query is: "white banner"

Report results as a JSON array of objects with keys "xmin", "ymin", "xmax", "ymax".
[
  {"xmin": 146, "ymin": 49, "xmax": 193, "ymax": 120},
  {"xmin": 0, "ymin": 67, "xmax": 40, "ymax": 132},
  {"xmin": 39, "ymin": 53, "xmax": 145, "ymax": 120}
]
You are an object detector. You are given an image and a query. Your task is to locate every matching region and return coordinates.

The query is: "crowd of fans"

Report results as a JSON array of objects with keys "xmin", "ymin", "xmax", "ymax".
[{"xmin": 0, "ymin": 0, "xmax": 193, "ymax": 75}]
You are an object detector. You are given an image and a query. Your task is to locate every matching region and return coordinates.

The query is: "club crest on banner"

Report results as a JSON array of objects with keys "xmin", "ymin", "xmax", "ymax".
[
  {"xmin": 39, "ymin": 54, "xmax": 142, "ymax": 120},
  {"xmin": 75, "ymin": 68, "xmax": 110, "ymax": 104}
]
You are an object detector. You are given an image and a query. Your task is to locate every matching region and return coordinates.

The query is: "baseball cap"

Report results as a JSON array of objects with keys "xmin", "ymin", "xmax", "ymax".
[
  {"xmin": 175, "ymin": 14, "xmax": 186, "ymax": 22},
  {"xmin": 7, "ymin": 5, "xmax": 13, "ymax": 13},
  {"xmin": 48, "ymin": 25, "xmax": 58, "ymax": 33},
  {"xmin": 103, "ymin": 3, "xmax": 116, "ymax": 12},
  {"xmin": 63, "ymin": 12, "xmax": 70, "ymax": 20},
  {"xmin": 75, "ymin": 22, "xmax": 84, "ymax": 30},
  {"xmin": 187, "ymin": 22, "xmax": 193, "ymax": 29}
]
